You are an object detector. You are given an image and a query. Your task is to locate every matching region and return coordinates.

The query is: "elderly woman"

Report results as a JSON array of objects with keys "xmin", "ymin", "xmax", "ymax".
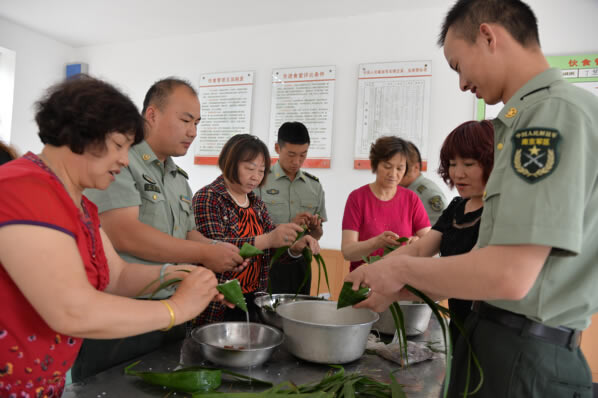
[
  {"xmin": 0, "ymin": 77, "xmax": 221, "ymax": 397},
  {"xmin": 352, "ymin": 120, "xmax": 494, "ymax": 344},
  {"xmin": 341, "ymin": 136, "xmax": 431, "ymax": 271},
  {"xmin": 192, "ymin": 134, "xmax": 320, "ymax": 324}
]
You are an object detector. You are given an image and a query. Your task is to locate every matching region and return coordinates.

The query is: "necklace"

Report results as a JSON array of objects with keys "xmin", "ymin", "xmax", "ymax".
[{"xmin": 226, "ymin": 187, "xmax": 249, "ymax": 208}]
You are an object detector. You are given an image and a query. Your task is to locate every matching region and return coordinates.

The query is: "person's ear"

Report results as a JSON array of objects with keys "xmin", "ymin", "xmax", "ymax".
[
  {"xmin": 479, "ymin": 23, "xmax": 498, "ymax": 52},
  {"xmin": 274, "ymin": 143, "xmax": 281, "ymax": 155}
]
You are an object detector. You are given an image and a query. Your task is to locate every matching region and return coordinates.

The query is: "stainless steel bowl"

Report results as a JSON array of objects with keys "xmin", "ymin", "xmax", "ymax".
[
  {"xmin": 276, "ymin": 301, "xmax": 379, "ymax": 364},
  {"xmin": 190, "ymin": 322, "xmax": 283, "ymax": 367},
  {"xmin": 372, "ymin": 301, "xmax": 433, "ymax": 336},
  {"xmin": 254, "ymin": 293, "xmax": 326, "ymax": 329}
]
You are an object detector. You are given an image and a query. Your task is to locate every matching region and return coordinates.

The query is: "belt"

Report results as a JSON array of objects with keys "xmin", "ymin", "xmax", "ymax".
[{"xmin": 471, "ymin": 301, "xmax": 582, "ymax": 350}]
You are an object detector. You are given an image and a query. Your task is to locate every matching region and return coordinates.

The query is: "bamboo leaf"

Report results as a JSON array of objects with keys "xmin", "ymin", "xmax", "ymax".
[
  {"xmin": 390, "ymin": 373, "xmax": 407, "ymax": 398},
  {"xmin": 314, "ymin": 254, "xmax": 331, "ymax": 295},
  {"xmin": 389, "ymin": 303, "xmax": 408, "ymax": 366},
  {"xmin": 239, "ymin": 242, "xmax": 264, "ymax": 259},
  {"xmin": 337, "ymin": 282, "xmax": 370, "ymax": 309},
  {"xmin": 124, "ymin": 361, "xmax": 221, "ymax": 393},
  {"xmin": 216, "ymin": 279, "xmax": 247, "ymax": 312},
  {"xmin": 149, "ymin": 277, "xmax": 183, "ymax": 299}
]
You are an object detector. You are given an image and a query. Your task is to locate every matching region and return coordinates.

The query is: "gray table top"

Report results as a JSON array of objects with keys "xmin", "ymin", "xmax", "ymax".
[{"xmin": 64, "ymin": 320, "xmax": 446, "ymax": 397}]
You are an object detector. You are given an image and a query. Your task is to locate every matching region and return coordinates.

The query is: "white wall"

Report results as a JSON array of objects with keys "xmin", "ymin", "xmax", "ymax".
[
  {"xmin": 0, "ymin": 16, "xmax": 73, "ymax": 154},
  {"xmin": 8, "ymin": 0, "xmax": 598, "ymax": 250},
  {"xmin": 0, "ymin": 46, "xmax": 16, "ymax": 143}
]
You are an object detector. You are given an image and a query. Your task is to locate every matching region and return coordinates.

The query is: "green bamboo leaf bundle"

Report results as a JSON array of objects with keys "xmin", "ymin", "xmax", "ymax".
[
  {"xmin": 239, "ymin": 242, "xmax": 264, "ymax": 259},
  {"xmin": 216, "ymin": 279, "xmax": 248, "ymax": 312},
  {"xmin": 125, "ymin": 361, "xmax": 221, "ymax": 393},
  {"xmin": 336, "ymin": 282, "xmax": 370, "ymax": 309}
]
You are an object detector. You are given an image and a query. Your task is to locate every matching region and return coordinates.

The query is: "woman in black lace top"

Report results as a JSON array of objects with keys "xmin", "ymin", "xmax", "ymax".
[{"xmin": 385, "ymin": 120, "xmax": 494, "ymax": 344}]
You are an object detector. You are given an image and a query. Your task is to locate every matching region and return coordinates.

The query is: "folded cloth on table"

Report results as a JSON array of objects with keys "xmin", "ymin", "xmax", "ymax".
[{"xmin": 366, "ymin": 333, "xmax": 444, "ymax": 367}]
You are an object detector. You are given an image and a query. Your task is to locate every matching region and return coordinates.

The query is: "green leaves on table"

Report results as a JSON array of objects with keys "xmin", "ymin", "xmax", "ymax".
[
  {"xmin": 337, "ymin": 282, "xmax": 370, "ymax": 309},
  {"xmin": 126, "ymin": 361, "xmax": 272, "ymax": 394},
  {"xmin": 125, "ymin": 360, "xmax": 221, "ymax": 393},
  {"xmin": 216, "ymin": 279, "xmax": 248, "ymax": 312},
  {"xmin": 191, "ymin": 365, "xmax": 406, "ymax": 397},
  {"xmin": 239, "ymin": 242, "xmax": 264, "ymax": 259}
]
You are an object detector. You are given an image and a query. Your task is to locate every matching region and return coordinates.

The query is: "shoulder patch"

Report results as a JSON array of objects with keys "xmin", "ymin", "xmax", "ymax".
[
  {"xmin": 303, "ymin": 171, "xmax": 319, "ymax": 182},
  {"xmin": 176, "ymin": 166, "xmax": 189, "ymax": 179},
  {"xmin": 428, "ymin": 195, "xmax": 444, "ymax": 212},
  {"xmin": 416, "ymin": 185, "xmax": 427, "ymax": 194},
  {"xmin": 511, "ymin": 128, "xmax": 560, "ymax": 183}
]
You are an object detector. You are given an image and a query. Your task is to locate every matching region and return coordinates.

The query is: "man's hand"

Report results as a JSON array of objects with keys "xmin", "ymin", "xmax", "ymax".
[
  {"xmin": 200, "ymin": 243, "xmax": 246, "ymax": 273},
  {"xmin": 344, "ymin": 256, "xmax": 405, "ymax": 299},
  {"xmin": 290, "ymin": 235, "xmax": 320, "ymax": 256},
  {"xmin": 353, "ymin": 291, "xmax": 399, "ymax": 312}
]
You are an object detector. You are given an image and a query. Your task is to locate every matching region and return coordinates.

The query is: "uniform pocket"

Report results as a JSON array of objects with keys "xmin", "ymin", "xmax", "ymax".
[{"xmin": 139, "ymin": 190, "xmax": 166, "ymax": 227}]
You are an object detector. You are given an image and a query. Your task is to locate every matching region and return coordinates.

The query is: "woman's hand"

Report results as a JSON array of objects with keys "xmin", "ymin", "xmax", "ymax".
[
  {"xmin": 374, "ymin": 231, "xmax": 401, "ymax": 250},
  {"xmin": 290, "ymin": 235, "xmax": 320, "ymax": 256},
  {"xmin": 168, "ymin": 266, "xmax": 220, "ymax": 322},
  {"xmin": 266, "ymin": 223, "xmax": 304, "ymax": 248}
]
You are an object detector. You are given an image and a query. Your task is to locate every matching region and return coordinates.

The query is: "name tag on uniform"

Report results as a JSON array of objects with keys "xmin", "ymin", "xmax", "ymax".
[
  {"xmin": 266, "ymin": 189, "xmax": 279, "ymax": 195},
  {"xmin": 142, "ymin": 174, "xmax": 157, "ymax": 184},
  {"xmin": 144, "ymin": 184, "xmax": 161, "ymax": 193}
]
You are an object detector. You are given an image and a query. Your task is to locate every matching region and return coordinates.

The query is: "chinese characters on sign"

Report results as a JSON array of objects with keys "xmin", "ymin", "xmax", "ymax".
[
  {"xmin": 477, "ymin": 54, "xmax": 598, "ymax": 120},
  {"xmin": 354, "ymin": 61, "xmax": 432, "ymax": 169},
  {"xmin": 268, "ymin": 66, "xmax": 336, "ymax": 168},
  {"xmin": 195, "ymin": 71, "xmax": 254, "ymax": 165}
]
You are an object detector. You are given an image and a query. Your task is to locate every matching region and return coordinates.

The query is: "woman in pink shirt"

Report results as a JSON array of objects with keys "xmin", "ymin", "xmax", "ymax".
[{"xmin": 342, "ymin": 136, "xmax": 431, "ymax": 271}]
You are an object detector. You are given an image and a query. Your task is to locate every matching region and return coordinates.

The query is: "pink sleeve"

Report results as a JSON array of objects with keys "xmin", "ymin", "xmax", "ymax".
[
  {"xmin": 342, "ymin": 190, "xmax": 363, "ymax": 232},
  {"xmin": 410, "ymin": 193, "xmax": 431, "ymax": 232}
]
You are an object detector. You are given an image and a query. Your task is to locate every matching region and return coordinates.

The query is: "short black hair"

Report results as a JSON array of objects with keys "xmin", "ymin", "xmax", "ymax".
[
  {"xmin": 438, "ymin": 0, "xmax": 540, "ymax": 48},
  {"xmin": 141, "ymin": 77, "xmax": 198, "ymax": 116},
  {"xmin": 218, "ymin": 134, "xmax": 271, "ymax": 188},
  {"xmin": 36, "ymin": 75, "xmax": 144, "ymax": 154},
  {"xmin": 406, "ymin": 141, "xmax": 423, "ymax": 169},
  {"xmin": 277, "ymin": 122, "xmax": 310, "ymax": 146},
  {"xmin": 369, "ymin": 136, "xmax": 410, "ymax": 174}
]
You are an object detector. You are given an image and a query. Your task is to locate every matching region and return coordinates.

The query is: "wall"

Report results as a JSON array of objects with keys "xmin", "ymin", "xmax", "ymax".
[
  {"xmin": 69, "ymin": 1, "xmax": 596, "ymax": 251},
  {"xmin": 0, "ymin": 16, "xmax": 73, "ymax": 154}
]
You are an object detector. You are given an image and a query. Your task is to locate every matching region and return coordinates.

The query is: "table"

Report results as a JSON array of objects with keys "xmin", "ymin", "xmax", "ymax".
[{"xmin": 63, "ymin": 320, "xmax": 446, "ymax": 397}]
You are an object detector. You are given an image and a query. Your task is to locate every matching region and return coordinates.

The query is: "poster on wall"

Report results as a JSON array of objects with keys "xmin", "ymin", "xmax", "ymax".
[
  {"xmin": 268, "ymin": 65, "xmax": 335, "ymax": 168},
  {"xmin": 353, "ymin": 61, "xmax": 432, "ymax": 170},
  {"xmin": 475, "ymin": 53, "xmax": 598, "ymax": 120},
  {"xmin": 194, "ymin": 71, "xmax": 254, "ymax": 165}
]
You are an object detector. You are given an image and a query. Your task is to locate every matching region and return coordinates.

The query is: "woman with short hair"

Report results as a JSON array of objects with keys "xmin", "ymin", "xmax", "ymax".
[
  {"xmin": 192, "ymin": 134, "xmax": 320, "ymax": 324},
  {"xmin": 0, "ymin": 76, "xmax": 222, "ymax": 397},
  {"xmin": 341, "ymin": 136, "xmax": 431, "ymax": 271}
]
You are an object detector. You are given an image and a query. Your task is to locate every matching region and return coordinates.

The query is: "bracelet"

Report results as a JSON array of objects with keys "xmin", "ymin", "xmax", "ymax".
[
  {"xmin": 210, "ymin": 240, "xmax": 220, "ymax": 245},
  {"xmin": 159, "ymin": 263, "xmax": 172, "ymax": 284},
  {"xmin": 287, "ymin": 248, "xmax": 303, "ymax": 259},
  {"xmin": 160, "ymin": 300, "xmax": 176, "ymax": 332}
]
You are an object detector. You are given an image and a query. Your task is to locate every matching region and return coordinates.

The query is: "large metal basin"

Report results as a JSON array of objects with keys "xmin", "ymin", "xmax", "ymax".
[
  {"xmin": 276, "ymin": 301, "xmax": 379, "ymax": 364},
  {"xmin": 191, "ymin": 322, "xmax": 283, "ymax": 367},
  {"xmin": 254, "ymin": 293, "xmax": 326, "ymax": 329},
  {"xmin": 372, "ymin": 301, "xmax": 433, "ymax": 336}
]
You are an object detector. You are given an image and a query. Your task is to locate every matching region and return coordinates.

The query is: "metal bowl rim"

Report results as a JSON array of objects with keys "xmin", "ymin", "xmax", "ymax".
[
  {"xmin": 253, "ymin": 294, "xmax": 326, "ymax": 308},
  {"xmin": 191, "ymin": 322, "xmax": 284, "ymax": 351},
  {"xmin": 276, "ymin": 301, "xmax": 380, "ymax": 328}
]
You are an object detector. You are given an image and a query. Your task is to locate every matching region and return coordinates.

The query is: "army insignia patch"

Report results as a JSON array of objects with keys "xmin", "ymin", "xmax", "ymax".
[
  {"xmin": 429, "ymin": 196, "xmax": 444, "ymax": 212},
  {"xmin": 511, "ymin": 128, "xmax": 560, "ymax": 183},
  {"xmin": 266, "ymin": 189, "xmax": 279, "ymax": 195},
  {"xmin": 416, "ymin": 185, "xmax": 427, "ymax": 194}
]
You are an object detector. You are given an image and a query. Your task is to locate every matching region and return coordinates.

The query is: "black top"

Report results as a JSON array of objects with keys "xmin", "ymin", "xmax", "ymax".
[
  {"xmin": 0, "ymin": 149, "xmax": 14, "ymax": 166},
  {"xmin": 432, "ymin": 196, "xmax": 483, "ymax": 344}
]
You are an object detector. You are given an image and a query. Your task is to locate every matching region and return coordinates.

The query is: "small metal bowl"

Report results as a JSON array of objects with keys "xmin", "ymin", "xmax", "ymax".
[
  {"xmin": 254, "ymin": 293, "xmax": 326, "ymax": 329},
  {"xmin": 372, "ymin": 301, "xmax": 433, "ymax": 336},
  {"xmin": 190, "ymin": 322, "xmax": 283, "ymax": 367}
]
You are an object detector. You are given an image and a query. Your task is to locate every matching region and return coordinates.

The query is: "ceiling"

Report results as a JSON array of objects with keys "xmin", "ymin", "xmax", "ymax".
[{"xmin": 0, "ymin": 0, "xmax": 451, "ymax": 48}]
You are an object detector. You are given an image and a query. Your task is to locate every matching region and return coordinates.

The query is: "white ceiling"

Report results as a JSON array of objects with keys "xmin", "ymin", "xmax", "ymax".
[{"xmin": 0, "ymin": 0, "xmax": 451, "ymax": 48}]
